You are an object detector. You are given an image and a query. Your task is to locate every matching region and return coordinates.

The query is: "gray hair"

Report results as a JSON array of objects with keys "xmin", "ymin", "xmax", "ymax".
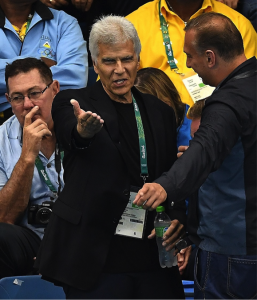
[{"xmin": 89, "ymin": 15, "xmax": 141, "ymax": 63}]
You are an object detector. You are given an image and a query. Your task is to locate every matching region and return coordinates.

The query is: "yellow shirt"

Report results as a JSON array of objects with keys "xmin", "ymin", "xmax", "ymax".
[
  {"xmin": 12, "ymin": 14, "xmax": 33, "ymax": 42},
  {"xmin": 126, "ymin": 0, "xmax": 257, "ymax": 106},
  {"xmin": 13, "ymin": 22, "xmax": 28, "ymax": 42}
]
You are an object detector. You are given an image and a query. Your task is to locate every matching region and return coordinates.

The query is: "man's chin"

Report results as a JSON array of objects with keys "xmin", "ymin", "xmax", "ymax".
[
  {"xmin": 202, "ymin": 79, "xmax": 214, "ymax": 87},
  {"xmin": 199, "ymin": 76, "xmax": 207, "ymax": 86}
]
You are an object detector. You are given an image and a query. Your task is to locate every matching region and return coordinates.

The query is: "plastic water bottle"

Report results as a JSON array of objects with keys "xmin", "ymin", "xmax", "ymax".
[{"xmin": 154, "ymin": 206, "xmax": 176, "ymax": 268}]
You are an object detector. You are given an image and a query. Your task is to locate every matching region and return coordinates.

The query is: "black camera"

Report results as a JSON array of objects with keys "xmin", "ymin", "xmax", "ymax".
[{"xmin": 28, "ymin": 201, "xmax": 54, "ymax": 225}]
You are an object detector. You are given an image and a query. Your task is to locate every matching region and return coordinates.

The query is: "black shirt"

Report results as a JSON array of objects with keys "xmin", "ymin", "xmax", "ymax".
[{"xmin": 103, "ymin": 95, "xmax": 161, "ymax": 273}]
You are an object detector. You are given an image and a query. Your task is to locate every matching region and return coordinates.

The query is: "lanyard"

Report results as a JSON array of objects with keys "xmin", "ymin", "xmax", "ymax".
[
  {"xmin": 132, "ymin": 94, "xmax": 149, "ymax": 184},
  {"xmin": 35, "ymin": 143, "xmax": 63, "ymax": 198},
  {"xmin": 158, "ymin": 0, "xmax": 184, "ymax": 75},
  {"xmin": 35, "ymin": 156, "xmax": 57, "ymax": 195}
]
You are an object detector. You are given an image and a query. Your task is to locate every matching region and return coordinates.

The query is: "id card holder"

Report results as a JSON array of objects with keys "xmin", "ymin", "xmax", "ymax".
[
  {"xmin": 182, "ymin": 71, "xmax": 215, "ymax": 103},
  {"xmin": 115, "ymin": 186, "xmax": 147, "ymax": 239}
]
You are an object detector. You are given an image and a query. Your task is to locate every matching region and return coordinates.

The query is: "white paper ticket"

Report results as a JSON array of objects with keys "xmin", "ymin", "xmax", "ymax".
[{"xmin": 115, "ymin": 191, "xmax": 147, "ymax": 239}]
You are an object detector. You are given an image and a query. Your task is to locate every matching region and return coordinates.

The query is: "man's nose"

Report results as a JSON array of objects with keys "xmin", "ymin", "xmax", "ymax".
[
  {"xmin": 115, "ymin": 61, "xmax": 125, "ymax": 74},
  {"xmin": 23, "ymin": 96, "xmax": 34, "ymax": 109}
]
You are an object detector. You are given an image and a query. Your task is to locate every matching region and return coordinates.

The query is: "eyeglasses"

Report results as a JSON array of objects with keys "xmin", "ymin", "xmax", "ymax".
[{"xmin": 8, "ymin": 81, "xmax": 53, "ymax": 106}]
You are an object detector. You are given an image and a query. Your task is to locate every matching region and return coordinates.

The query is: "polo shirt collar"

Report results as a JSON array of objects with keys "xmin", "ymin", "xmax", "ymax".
[
  {"xmin": 0, "ymin": 0, "xmax": 53, "ymax": 28},
  {"xmin": 201, "ymin": 0, "xmax": 213, "ymax": 12},
  {"xmin": 159, "ymin": 0, "xmax": 175, "ymax": 19}
]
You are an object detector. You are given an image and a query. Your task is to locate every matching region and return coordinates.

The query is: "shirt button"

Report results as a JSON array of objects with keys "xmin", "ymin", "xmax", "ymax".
[
  {"xmin": 46, "ymin": 163, "xmax": 51, "ymax": 168},
  {"xmin": 123, "ymin": 189, "xmax": 129, "ymax": 196}
]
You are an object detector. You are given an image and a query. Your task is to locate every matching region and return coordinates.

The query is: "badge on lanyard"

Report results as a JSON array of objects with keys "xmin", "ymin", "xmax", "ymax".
[
  {"xmin": 115, "ymin": 186, "xmax": 147, "ymax": 239},
  {"xmin": 115, "ymin": 95, "xmax": 149, "ymax": 239},
  {"xmin": 182, "ymin": 70, "xmax": 215, "ymax": 102}
]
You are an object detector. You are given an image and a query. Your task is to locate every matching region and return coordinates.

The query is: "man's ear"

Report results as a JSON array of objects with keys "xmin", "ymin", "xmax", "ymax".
[
  {"xmin": 5, "ymin": 93, "xmax": 10, "ymax": 103},
  {"xmin": 205, "ymin": 50, "xmax": 215, "ymax": 67},
  {"xmin": 52, "ymin": 80, "xmax": 60, "ymax": 96},
  {"xmin": 93, "ymin": 59, "xmax": 99, "ymax": 75}
]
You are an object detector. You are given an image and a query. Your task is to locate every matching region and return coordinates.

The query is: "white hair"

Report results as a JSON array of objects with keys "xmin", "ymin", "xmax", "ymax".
[{"xmin": 89, "ymin": 15, "xmax": 141, "ymax": 63}]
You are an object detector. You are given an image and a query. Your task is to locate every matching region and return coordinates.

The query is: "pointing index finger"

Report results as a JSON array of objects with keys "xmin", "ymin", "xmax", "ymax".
[
  {"xmin": 23, "ymin": 106, "xmax": 39, "ymax": 127},
  {"xmin": 133, "ymin": 185, "xmax": 149, "ymax": 204}
]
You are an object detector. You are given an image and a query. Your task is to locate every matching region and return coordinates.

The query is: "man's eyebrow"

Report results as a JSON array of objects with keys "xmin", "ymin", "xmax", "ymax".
[
  {"xmin": 27, "ymin": 85, "xmax": 42, "ymax": 91},
  {"xmin": 121, "ymin": 55, "xmax": 133, "ymax": 60},
  {"xmin": 102, "ymin": 57, "xmax": 116, "ymax": 62}
]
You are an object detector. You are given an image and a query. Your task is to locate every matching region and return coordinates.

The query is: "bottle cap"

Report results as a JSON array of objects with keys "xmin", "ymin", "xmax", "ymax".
[{"xmin": 156, "ymin": 206, "xmax": 165, "ymax": 212}]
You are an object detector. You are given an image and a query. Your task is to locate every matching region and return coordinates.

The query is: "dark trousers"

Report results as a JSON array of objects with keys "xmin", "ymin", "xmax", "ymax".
[
  {"xmin": 63, "ymin": 267, "xmax": 185, "ymax": 299},
  {"xmin": 194, "ymin": 248, "xmax": 257, "ymax": 299},
  {"xmin": 0, "ymin": 223, "xmax": 41, "ymax": 279}
]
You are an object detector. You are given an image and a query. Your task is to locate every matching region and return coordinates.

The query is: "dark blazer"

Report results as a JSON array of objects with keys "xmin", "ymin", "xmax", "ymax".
[{"xmin": 35, "ymin": 81, "xmax": 185, "ymax": 290}]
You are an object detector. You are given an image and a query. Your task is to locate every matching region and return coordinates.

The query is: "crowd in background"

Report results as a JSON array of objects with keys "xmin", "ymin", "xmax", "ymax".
[{"xmin": 0, "ymin": 0, "xmax": 256, "ymax": 299}]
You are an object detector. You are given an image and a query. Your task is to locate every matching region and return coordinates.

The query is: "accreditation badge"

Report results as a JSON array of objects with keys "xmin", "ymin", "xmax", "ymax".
[
  {"xmin": 115, "ymin": 186, "xmax": 147, "ymax": 239},
  {"xmin": 182, "ymin": 71, "xmax": 215, "ymax": 103}
]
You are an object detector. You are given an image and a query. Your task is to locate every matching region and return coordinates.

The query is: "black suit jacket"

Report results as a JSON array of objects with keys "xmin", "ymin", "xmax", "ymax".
[{"xmin": 35, "ymin": 81, "xmax": 186, "ymax": 290}]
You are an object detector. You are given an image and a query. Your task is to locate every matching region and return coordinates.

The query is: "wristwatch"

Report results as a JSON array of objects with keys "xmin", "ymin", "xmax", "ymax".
[{"xmin": 175, "ymin": 239, "xmax": 188, "ymax": 251}]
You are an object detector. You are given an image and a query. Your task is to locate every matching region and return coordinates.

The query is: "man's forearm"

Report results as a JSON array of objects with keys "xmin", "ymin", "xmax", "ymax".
[{"xmin": 0, "ymin": 155, "xmax": 35, "ymax": 224}]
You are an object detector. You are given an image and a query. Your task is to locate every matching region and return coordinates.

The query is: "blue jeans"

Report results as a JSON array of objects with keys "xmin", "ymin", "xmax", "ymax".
[
  {"xmin": 194, "ymin": 248, "xmax": 257, "ymax": 299},
  {"xmin": 237, "ymin": 0, "xmax": 257, "ymax": 32}
]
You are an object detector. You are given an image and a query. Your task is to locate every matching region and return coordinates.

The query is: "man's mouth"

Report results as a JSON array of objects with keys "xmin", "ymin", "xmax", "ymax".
[{"xmin": 113, "ymin": 79, "xmax": 127, "ymax": 86}]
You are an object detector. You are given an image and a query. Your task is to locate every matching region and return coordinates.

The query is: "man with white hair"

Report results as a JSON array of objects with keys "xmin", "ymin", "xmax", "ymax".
[{"xmin": 35, "ymin": 15, "xmax": 186, "ymax": 299}]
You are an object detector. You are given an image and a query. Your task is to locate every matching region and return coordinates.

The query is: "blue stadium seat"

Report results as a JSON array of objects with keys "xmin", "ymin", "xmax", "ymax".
[
  {"xmin": 0, "ymin": 275, "xmax": 65, "ymax": 299},
  {"xmin": 182, "ymin": 280, "xmax": 194, "ymax": 299}
]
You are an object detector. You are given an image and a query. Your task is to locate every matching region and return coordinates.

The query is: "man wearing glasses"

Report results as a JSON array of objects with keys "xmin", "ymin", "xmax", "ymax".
[
  {"xmin": 0, "ymin": 57, "xmax": 64, "ymax": 278},
  {"xmin": 0, "ymin": 0, "xmax": 88, "ymax": 125}
]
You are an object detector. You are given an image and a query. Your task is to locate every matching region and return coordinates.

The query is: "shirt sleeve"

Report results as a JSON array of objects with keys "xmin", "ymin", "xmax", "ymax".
[
  {"xmin": 50, "ymin": 15, "xmax": 88, "ymax": 90},
  {"xmin": 154, "ymin": 101, "xmax": 242, "ymax": 206},
  {"xmin": 0, "ymin": 14, "xmax": 88, "ymax": 107},
  {"xmin": 0, "ymin": 155, "xmax": 8, "ymax": 190}
]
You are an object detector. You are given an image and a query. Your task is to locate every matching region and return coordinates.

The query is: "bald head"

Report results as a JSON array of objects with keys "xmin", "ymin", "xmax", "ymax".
[{"xmin": 184, "ymin": 12, "xmax": 244, "ymax": 62}]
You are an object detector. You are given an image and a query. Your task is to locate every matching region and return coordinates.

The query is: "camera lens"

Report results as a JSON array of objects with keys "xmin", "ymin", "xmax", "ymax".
[{"xmin": 36, "ymin": 207, "xmax": 52, "ymax": 224}]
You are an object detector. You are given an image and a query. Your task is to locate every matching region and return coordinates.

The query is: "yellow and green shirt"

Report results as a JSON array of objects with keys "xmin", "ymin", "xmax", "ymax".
[
  {"xmin": 13, "ymin": 22, "xmax": 28, "ymax": 42},
  {"xmin": 12, "ymin": 14, "xmax": 33, "ymax": 42}
]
